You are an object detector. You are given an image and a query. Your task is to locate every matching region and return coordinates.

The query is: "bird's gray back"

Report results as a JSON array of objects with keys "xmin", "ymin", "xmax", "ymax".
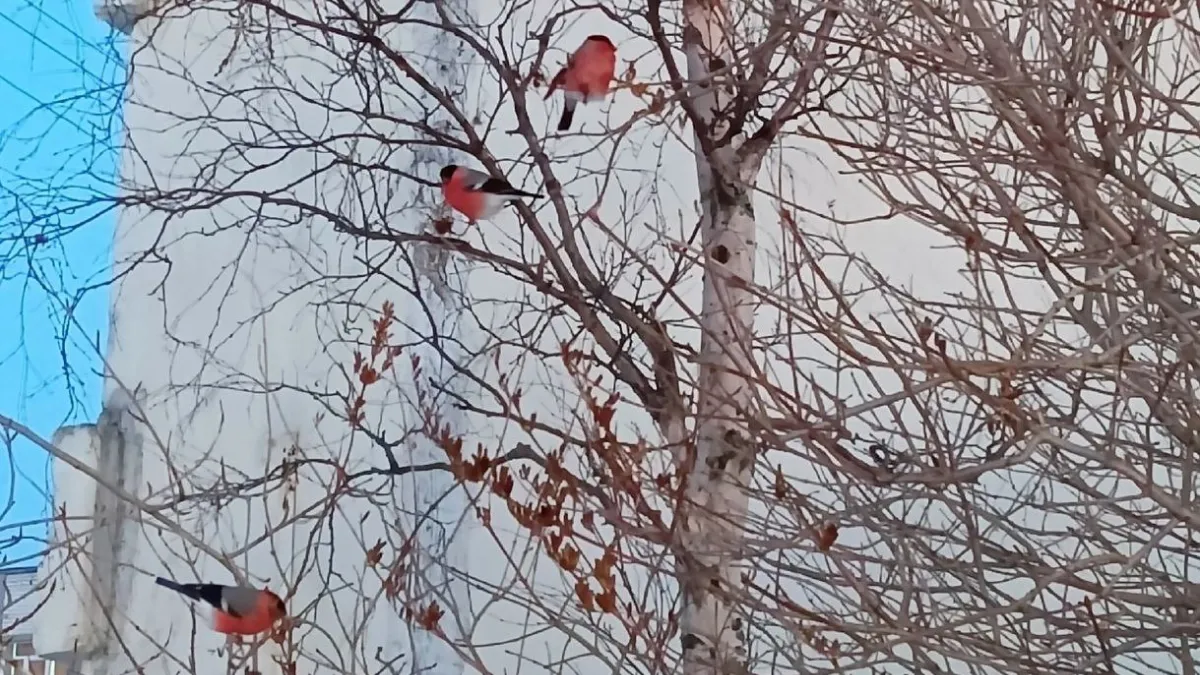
[
  {"xmin": 461, "ymin": 168, "xmax": 493, "ymax": 188},
  {"xmin": 222, "ymin": 585, "xmax": 262, "ymax": 616}
]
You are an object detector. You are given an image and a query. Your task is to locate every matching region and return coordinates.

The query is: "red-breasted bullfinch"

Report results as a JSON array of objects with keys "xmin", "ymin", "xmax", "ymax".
[
  {"xmin": 156, "ymin": 576, "xmax": 287, "ymax": 636},
  {"xmin": 439, "ymin": 165, "xmax": 543, "ymax": 223},
  {"xmin": 545, "ymin": 35, "xmax": 618, "ymax": 131}
]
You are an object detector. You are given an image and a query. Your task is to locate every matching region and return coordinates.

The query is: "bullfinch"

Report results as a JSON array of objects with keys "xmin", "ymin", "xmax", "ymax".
[
  {"xmin": 545, "ymin": 35, "xmax": 618, "ymax": 131},
  {"xmin": 156, "ymin": 576, "xmax": 287, "ymax": 636},
  {"xmin": 439, "ymin": 165, "xmax": 543, "ymax": 223}
]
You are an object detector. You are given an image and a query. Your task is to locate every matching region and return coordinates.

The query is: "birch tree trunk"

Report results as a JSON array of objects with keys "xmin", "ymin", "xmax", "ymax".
[
  {"xmin": 671, "ymin": 1, "xmax": 838, "ymax": 672},
  {"xmin": 676, "ymin": 1, "xmax": 759, "ymax": 672}
]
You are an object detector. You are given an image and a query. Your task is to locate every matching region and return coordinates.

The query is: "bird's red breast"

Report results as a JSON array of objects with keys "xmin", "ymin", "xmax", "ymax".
[
  {"xmin": 442, "ymin": 168, "xmax": 485, "ymax": 220},
  {"xmin": 211, "ymin": 590, "xmax": 286, "ymax": 636},
  {"xmin": 551, "ymin": 36, "xmax": 617, "ymax": 100}
]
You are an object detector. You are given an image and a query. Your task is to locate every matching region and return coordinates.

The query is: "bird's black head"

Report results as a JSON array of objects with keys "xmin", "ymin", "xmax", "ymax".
[
  {"xmin": 440, "ymin": 165, "xmax": 458, "ymax": 183},
  {"xmin": 587, "ymin": 35, "xmax": 615, "ymax": 49},
  {"xmin": 267, "ymin": 591, "xmax": 287, "ymax": 618}
]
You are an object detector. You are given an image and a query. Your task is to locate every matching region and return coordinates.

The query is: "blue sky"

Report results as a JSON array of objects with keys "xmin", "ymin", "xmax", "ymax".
[{"xmin": 0, "ymin": 0, "xmax": 122, "ymax": 566}]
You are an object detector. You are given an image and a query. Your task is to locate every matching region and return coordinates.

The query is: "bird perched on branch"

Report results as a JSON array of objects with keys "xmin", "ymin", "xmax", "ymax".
[
  {"xmin": 156, "ymin": 576, "xmax": 287, "ymax": 636},
  {"xmin": 439, "ymin": 165, "xmax": 543, "ymax": 224},
  {"xmin": 546, "ymin": 35, "xmax": 618, "ymax": 132}
]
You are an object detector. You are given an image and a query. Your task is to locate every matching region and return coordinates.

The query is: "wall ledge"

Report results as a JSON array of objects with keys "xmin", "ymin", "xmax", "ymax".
[{"xmin": 94, "ymin": 0, "xmax": 150, "ymax": 35}]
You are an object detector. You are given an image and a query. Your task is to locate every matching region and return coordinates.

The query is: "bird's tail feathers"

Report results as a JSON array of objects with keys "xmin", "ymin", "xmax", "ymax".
[
  {"xmin": 557, "ymin": 102, "xmax": 576, "ymax": 132},
  {"xmin": 157, "ymin": 577, "xmax": 227, "ymax": 609},
  {"xmin": 493, "ymin": 187, "xmax": 543, "ymax": 200},
  {"xmin": 156, "ymin": 577, "xmax": 197, "ymax": 599}
]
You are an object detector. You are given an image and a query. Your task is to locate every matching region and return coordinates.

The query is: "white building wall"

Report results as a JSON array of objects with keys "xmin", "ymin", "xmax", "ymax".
[
  {"xmin": 35, "ymin": 0, "xmax": 999, "ymax": 673},
  {"xmin": 36, "ymin": 1, "xmax": 1200, "ymax": 672},
  {"xmin": 38, "ymin": 1, "xmax": 519, "ymax": 673},
  {"xmin": 39, "ymin": 0, "xmax": 953, "ymax": 667}
]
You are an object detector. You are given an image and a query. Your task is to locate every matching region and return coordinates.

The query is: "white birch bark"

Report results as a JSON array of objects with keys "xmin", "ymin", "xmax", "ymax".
[
  {"xmin": 667, "ymin": 3, "xmax": 838, "ymax": 668},
  {"xmin": 676, "ymin": 0, "xmax": 759, "ymax": 672}
]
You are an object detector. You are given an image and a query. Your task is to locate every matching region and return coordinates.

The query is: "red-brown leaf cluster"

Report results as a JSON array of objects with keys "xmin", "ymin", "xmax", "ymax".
[
  {"xmin": 415, "ymin": 602, "xmax": 443, "ymax": 631},
  {"xmin": 491, "ymin": 466, "xmax": 514, "ymax": 498},
  {"xmin": 774, "ymin": 464, "xmax": 788, "ymax": 500},
  {"xmin": 345, "ymin": 300, "xmax": 401, "ymax": 428},
  {"xmin": 365, "ymin": 539, "xmax": 385, "ymax": 567},
  {"xmin": 403, "ymin": 600, "xmax": 444, "ymax": 633},
  {"xmin": 817, "ymin": 523, "xmax": 838, "ymax": 552},
  {"xmin": 382, "ymin": 561, "xmax": 405, "ymax": 601}
]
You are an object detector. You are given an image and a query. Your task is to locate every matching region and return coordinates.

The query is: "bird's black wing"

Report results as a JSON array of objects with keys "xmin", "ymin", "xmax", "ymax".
[{"xmin": 480, "ymin": 178, "xmax": 543, "ymax": 199}]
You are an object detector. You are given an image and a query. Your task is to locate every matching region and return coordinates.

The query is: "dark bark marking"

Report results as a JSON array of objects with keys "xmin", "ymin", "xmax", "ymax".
[
  {"xmin": 706, "ymin": 449, "xmax": 735, "ymax": 471},
  {"xmin": 737, "ymin": 454, "xmax": 753, "ymax": 473}
]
